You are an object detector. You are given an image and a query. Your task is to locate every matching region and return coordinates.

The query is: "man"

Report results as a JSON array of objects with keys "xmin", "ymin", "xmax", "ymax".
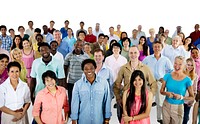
[
  {"xmin": 113, "ymin": 46, "xmax": 157, "ymax": 122},
  {"xmin": 63, "ymin": 28, "xmax": 76, "ymax": 50},
  {"xmin": 60, "ymin": 20, "xmax": 70, "ymax": 39},
  {"xmin": 76, "ymin": 21, "xmax": 87, "ymax": 39},
  {"xmin": 190, "ymin": 24, "xmax": 200, "ymax": 43},
  {"xmin": 48, "ymin": 20, "xmax": 56, "ymax": 34},
  {"xmin": 53, "ymin": 30, "xmax": 71, "ymax": 58},
  {"xmin": 114, "ymin": 24, "xmax": 122, "ymax": 37},
  {"xmin": 42, "ymin": 25, "xmax": 54, "ymax": 44},
  {"xmin": 94, "ymin": 48, "xmax": 114, "ymax": 98},
  {"xmin": 137, "ymin": 25, "xmax": 146, "ymax": 39},
  {"xmin": 130, "ymin": 29, "xmax": 139, "ymax": 45},
  {"xmin": 108, "ymin": 26, "xmax": 120, "ymax": 43},
  {"xmin": 0, "ymin": 25, "xmax": 12, "ymax": 52},
  {"xmin": 77, "ymin": 30, "xmax": 86, "ymax": 42},
  {"xmin": 30, "ymin": 42, "xmax": 65, "ymax": 104},
  {"xmin": 25, "ymin": 21, "xmax": 34, "ymax": 36},
  {"xmin": 64, "ymin": 40, "xmax": 89, "ymax": 112},
  {"xmin": 85, "ymin": 27, "xmax": 96, "ymax": 43},
  {"xmin": 164, "ymin": 29, "xmax": 172, "ymax": 45},
  {"xmin": 172, "ymin": 26, "xmax": 182, "ymax": 38},
  {"xmin": 91, "ymin": 33, "xmax": 106, "ymax": 54},
  {"xmin": 93, "ymin": 23, "xmax": 103, "ymax": 38},
  {"xmin": 50, "ymin": 40, "xmax": 64, "ymax": 65},
  {"xmin": 8, "ymin": 28, "xmax": 15, "ymax": 39},
  {"xmin": 143, "ymin": 41, "xmax": 173, "ymax": 124},
  {"xmin": 71, "ymin": 59, "xmax": 111, "ymax": 124}
]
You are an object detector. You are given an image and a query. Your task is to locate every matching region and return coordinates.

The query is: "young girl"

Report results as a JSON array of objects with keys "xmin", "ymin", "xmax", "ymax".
[
  {"xmin": 21, "ymin": 39, "xmax": 35, "ymax": 86},
  {"xmin": 183, "ymin": 58, "xmax": 198, "ymax": 124},
  {"xmin": 11, "ymin": 48, "xmax": 27, "ymax": 83},
  {"xmin": 138, "ymin": 36, "xmax": 149, "ymax": 61},
  {"xmin": 121, "ymin": 70, "xmax": 153, "ymax": 124}
]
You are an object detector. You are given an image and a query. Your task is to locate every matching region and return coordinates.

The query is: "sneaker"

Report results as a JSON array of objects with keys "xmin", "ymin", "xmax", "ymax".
[
  {"xmin": 157, "ymin": 120, "xmax": 163, "ymax": 124},
  {"xmin": 152, "ymin": 102, "xmax": 157, "ymax": 107},
  {"xmin": 113, "ymin": 103, "xmax": 117, "ymax": 108}
]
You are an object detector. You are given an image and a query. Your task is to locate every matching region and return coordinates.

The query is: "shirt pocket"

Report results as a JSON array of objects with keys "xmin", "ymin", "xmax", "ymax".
[
  {"xmin": 80, "ymin": 91, "xmax": 89, "ymax": 101},
  {"xmin": 94, "ymin": 90, "xmax": 104, "ymax": 101}
]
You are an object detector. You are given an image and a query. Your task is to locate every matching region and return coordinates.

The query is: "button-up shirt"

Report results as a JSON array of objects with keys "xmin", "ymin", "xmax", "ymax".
[
  {"xmin": 0, "ymin": 78, "xmax": 31, "ymax": 110},
  {"xmin": 85, "ymin": 34, "xmax": 97, "ymax": 43},
  {"xmin": 71, "ymin": 75, "xmax": 112, "ymax": 124},
  {"xmin": 43, "ymin": 33, "xmax": 54, "ymax": 44},
  {"xmin": 57, "ymin": 40, "xmax": 72, "ymax": 58},
  {"xmin": 63, "ymin": 36, "xmax": 76, "ymax": 50},
  {"xmin": 32, "ymin": 86, "xmax": 69, "ymax": 124},
  {"xmin": 0, "ymin": 35, "xmax": 12, "ymax": 52}
]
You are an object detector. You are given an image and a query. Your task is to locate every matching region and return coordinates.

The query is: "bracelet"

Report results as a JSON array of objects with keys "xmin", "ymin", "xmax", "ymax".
[{"xmin": 180, "ymin": 95, "xmax": 184, "ymax": 100}]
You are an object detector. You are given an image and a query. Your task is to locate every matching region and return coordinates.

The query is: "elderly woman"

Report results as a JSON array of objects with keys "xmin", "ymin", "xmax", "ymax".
[
  {"xmin": 32, "ymin": 70, "xmax": 69, "ymax": 124},
  {"xmin": 0, "ymin": 61, "xmax": 31, "ymax": 124},
  {"xmin": 160, "ymin": 56, "xmax": 194, "ymax": 124}
]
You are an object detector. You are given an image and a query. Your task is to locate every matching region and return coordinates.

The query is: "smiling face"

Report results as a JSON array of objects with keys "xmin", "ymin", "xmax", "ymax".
[
  {"xmin": 0, "ymin": 57, "xmax": 9, "ymax": 70},
  {"xmin": 45, "ymin": 77, "xmax": 56, "ymax": 89},
  {"xmin": 172, "ymin": 36, "xmax": 180, "ymax": 48},
  {"xmin": 12, "ymin": 50, "xmax": 22, "ymax": 61},
  {"xmin": 129, "ymin": 47, "xmax": 139, "ymax": 62},
  {"xmin": 133, "ymin": 75, "xmax": 144, "ymax": 89},
  {"xmin": 83, "ymin": 63, "xmax": 95, "ymax": 79},
  {"xmin": 83, "ymin": 44, "xmax": 91, "ymax": 54},
  {"xmin": 94, "ymin": 51, "xmax": 104, "ymax": 65},
  {"xmin": 153, "ymin": 43, "xmax": 162, "ymax": 54},
  {"xmin": 186, "ymin": 60, "xmax": 194, "ymax": 72},
  {"xmin": 8, "ymin": 66, "xmax": 20, "ymax": 82},
  {"xmin": 39, "ymin": 46, "xmax": 50, "ymax": 59},
  {"xmin": 14, "ymin": 36, "xmax": 21, "ymax": 46},
  {"xmin": 74, "ymin": 41, "xmax": 83, "ymax": 54},
  {"xmin": 191, "ymin": 49, "xmax": 199, "ymax": 60},
  {"xmin": 22, "ymin": 40, "xmax": 31, "ymax": 49},
  {"xmin": 174, "ymin": 57, "xmax": 185, "ymax": 72},
  {"xmin": 139, "ymin": 37, "xmax": 145, "ymax": 45}
]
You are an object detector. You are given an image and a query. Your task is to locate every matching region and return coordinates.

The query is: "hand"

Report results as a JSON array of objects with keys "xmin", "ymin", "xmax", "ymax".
[
  {"xmin": 172, "ymin": 93, "xmax": 181, "ymax": 100},
  {"xmin": 116, "ymin": 98, "xmax": 122, "ymax": 107},
  {"xmin": 166, "ymin": 92, "xmax": 173, "ymax": 98},
  {"xmin": 12, "ymin": 112, "xmax": 23, "ymax": 122},
  {"xmin": 122, "ymin": 114, "xmax": 132, "ymax": 123},
  {"xmin": 188, "ymin": 100, "xmax": 194, "ymax": 107},
  {"xmin": 31, "ymin": 95, "xmax": 35, "ymax": 105},
  {"xmin": 72, "ymin": 120, "xmax": 76, "ymax": 124}
]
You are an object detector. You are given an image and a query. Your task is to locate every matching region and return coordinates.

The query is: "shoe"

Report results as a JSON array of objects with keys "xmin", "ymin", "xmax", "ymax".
[
  {"xmin": 157, "ymin": 120, "xmax": 163, "ymax": 124},
  {"xmin": 113, "ymin": 103, "xmax": 117, "ymax": 108},
  {"xmin": 152, "ymin": 102, "xmax": 157, "ymax": 107}
]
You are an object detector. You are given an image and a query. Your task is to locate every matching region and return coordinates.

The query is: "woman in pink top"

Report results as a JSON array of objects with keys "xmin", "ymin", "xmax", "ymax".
[
  {"xmin": 32, "ymin": 70, "xmax": 69, "ymax": 124},
  {"xmin": 121, "ymin": 70, "xmax": 153, "ymax": 124},
  {"xmin": 137, "ymin": 36, "xmax": 149, "ymax": 61},
  {"xmin": 21, "ymin": 39, "xmax": 35, "ymax": 86}
]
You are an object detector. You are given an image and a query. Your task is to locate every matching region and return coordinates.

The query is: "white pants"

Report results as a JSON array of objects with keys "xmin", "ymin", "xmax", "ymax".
[{"xmin": 1, "ymin": 112, "xmax": 29, "ymax": 124}]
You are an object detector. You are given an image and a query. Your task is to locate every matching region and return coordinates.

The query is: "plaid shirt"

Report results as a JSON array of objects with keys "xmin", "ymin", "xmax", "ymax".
[{"xmin": 0, "ymin": 35, "xmax": 12, "ymax": 52}]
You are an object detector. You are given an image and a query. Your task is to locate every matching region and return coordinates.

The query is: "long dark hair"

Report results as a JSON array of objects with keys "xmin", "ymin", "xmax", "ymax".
[
  {"xmin": 126, "ymin": 70, "xmax": 146, "ymax": 116},
  {"xmin": 11, "ymin": 35, "xmax": 23, "ymax": 50},
  {"xmin": 139, "ymin": 36, "xmax": 148, "ymax": 56}
]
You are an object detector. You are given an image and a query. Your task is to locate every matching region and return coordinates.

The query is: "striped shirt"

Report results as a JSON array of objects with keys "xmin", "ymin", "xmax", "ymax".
[{"xmin": 0, "ymin": 35, "xmax": 12, "ymax": 52}]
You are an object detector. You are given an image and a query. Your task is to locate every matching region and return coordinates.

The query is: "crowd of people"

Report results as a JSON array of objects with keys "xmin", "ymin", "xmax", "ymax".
[{"xmin": 0, "ymin": 20, "xmax": 200, "ymax": 124}]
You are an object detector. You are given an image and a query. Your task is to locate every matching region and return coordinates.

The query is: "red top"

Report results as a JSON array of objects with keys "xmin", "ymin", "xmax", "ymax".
[
  {"xmin": 85, "ymin": 34, "xmax": 97, "ymax": 43},
  {"xmin": 190, "ymin": 30, "xmax": 200, "ymax": 43}
]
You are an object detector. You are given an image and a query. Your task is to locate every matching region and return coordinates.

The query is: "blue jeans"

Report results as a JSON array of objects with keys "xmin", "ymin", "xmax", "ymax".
[{"xmin": 182, "ymin": 103, "xmax": 191, "ymax": 124}]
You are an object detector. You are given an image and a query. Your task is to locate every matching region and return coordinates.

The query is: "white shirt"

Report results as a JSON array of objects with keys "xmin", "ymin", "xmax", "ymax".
[
  {"xmin": 105, "ymin": 54, "xmax": 127, "ymax": 81},
  {"xmin": 0, "ymin": 78, "xmax": 31, "ymax": 110},
  {"xmin": 137, "ymin": 31, "xmax": 146, "ymax": 39},
  {"xmin": 51, "ymin": 51, "xmax": 64, "ymax": 65},
  {"xmin": 162, "ymin": 45, "xmax": 187, "ymax": 64},
  {"xmin": 25, "ymin": 28, "xmax": 34, "ymax": 36},
  {"xmin": 93, "ymin": 29, "xmax": 103, "ymax": 38},
  {"xmin": 108, "ymin": 34, "xmax": 120, "ymax": 43}
]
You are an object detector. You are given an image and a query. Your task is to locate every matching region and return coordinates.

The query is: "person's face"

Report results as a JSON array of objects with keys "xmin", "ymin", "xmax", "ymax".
[
  {"xmin": 28, "ymin": 22, "xmax": 33, "ymax": 28},
  {"xmin": 109, "ymin": 28, "xmax": 114, "ymax": 34},
  {"xmin": 83, "ymin": 63, "xmax": 95, "ymax": 79},
  {"xmin": 88, "ymin": 28, "xmax": 92, "ymax": 34},
  {"xmin": 1, "ymin": 28, "xmax": 7, "ymax": 35},
  {"xmin": 0, "ymin": 58, "xmax": 9, "ymax": 70},
  {"xmin": 123, "ymin": 40, "xmax": 130, "ymax": 47},
  {"xmin": 153, "ymin": 43, "xmax": 162, "ymax": 54},
  {"xmin": 164, "ymin": 30, "xmax": 169, "ymax": 36},
  {"xmin": 132, "ymin": 31, "xmax": 137, "ymax": 36},
  {"xmin": 94, "ymin": 51, "xmax": 104, "ymax": 64},
  {"xmin": 103, "ymin": 37, "xmax": 108, "ymax": 44},
  {"xmin": 178, "ymin": 33, "xmax": 184, "ymax": 41},
  {"xmin": 45, "ymin": 77, "xmax": 56, "ymax": 89},
  {"xmin": 78, "ymin": 33, "xmax": 85, "ymax": 41},
  {"xmin": 22, "ymin": 40, "xmax": 31, "ymax": 49},
  {"xmin": 159, "ymin": 36, "xmax": 166, "ymax": 43},
  {"xmin": 112, "ymin": 46, "xmax": 120, "ymax": 54},
  {"xmin": 174, "ymin": 58, "xmax": 184, "ymax": 72},
  {"xmin": 74, "ymin": 41, "xmax": 83, "ymax": 54},
  {"xmin": 95, "ymin": 24, "xmax": 100, "ymax": 30},
  {"xmin": 185, "ymin": 38, "xmax": 191, "ymax": 45},
  {"xmin": 50, "ymin": 42, "xmax": 58, "ymax": 51},
  {"xmin": 117, "ymin": 25, "xmax": 121, "ymax": 30},
  {"xmin": 80, "ymin": 23, "xmax": 84, "ymax": 28},
  {"xmin": 50, "ymin": 22, "xmax": 54, "ymax": 27},
  {"xmin": 191, "ymin": 49, "xmax": 199, "ymax": 59},
  {"xmin": 19, "ymin": 27, "xmax": 25, "ymax": 34},
  {"xmin": 14, "ymin": 37, "xmax": 21, "ymax": 45},
  {"xmin": 172, "ymin": 37, "xmax": 180, "ymax": 48},
  {"xmin": 149, "ymin": 30, "xmax": 155, "ymax": 36},
  {"xmin": 195, "ymin": 24, "xmax": 199, "ymax": 31},
  {"xmin": 40, "ymin": 46, "xmax": 50, "ymax": 58},
  {"xmin": 139, "ymin": 38, "xmax": 145, "ymax": 45},
  {"xmin": 10, "ymin": 30, "xmax": 15, "ymax": 35},
  {"xmin": 53, "ymin": 32, "xmax": 61, "ymax": 41},
  {"xmin": 159, "ymin": 28, "xmax": 164, "ymax": 33},
  {"xmin": 36, "ymin": 36, "xmax": 43, "ymax": 43},
  {"xmin": 133, "ymin": 76, "xmax": 143, "ymax": 89},
  {"xmin": 186, "ymin": 61, "xmax": 194, "ymax": 72},
  {"xmin": 13, "ymin": 50, "xmax": 22, "ymax": 61},
  {"xmin": 83, "ymin": 45, "xmax": 91, "ymax": 53},
  {"xmin": 138, "ymin": 25, "xmax": 142, "ymax": 31},
  {"xmin": 98, "ymin": 36, "xmax": 104, "ymax": 43},
  {"xmin": 121, "ymin": 33, "xmax": 127, "ymax": 39},
  {"xmin": 43, "ymin": 26, "xmax": 48, "ymax": 32},
  {"xmin": 8, "ymin": 66, "xmax": 20, "ymax": 81},
  {"xmin": 65, "ymin": 21, "xmax": 69, "ymax": 27},
  {"xmin": 177, "ymin": 27, "xmax": 181, "ymax": 32},
  {"xmin": 129, "ymin": 47, "xmax": 139, "ymax": 62}
]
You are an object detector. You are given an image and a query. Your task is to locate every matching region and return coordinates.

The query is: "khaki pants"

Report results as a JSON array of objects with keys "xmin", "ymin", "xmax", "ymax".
[
  {"xmin": 162, "ymin": 100, "xmax": 184, "ymax": 124},
  {"xmin": 156, "ymin": 81, "xmax": 165, "ymax": 120},
  {"xmin": 1, "ymin": 112, "xmax": 29, "ymax": 124}
]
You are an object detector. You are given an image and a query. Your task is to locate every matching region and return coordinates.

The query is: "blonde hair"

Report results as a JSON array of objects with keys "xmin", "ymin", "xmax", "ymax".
[
  {"xmin": 11, "ymin": 48, "xmax": 22, "ymax": 61},
  {"xmin": 183, "ymin": 58, "xmax": 196, "ymax": 80},
  {"xmin": 149, "ymin": 28, "xmax": 155, "ymax": 33}
]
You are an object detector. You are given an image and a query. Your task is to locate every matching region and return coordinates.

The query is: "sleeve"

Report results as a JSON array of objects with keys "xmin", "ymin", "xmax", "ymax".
[
  {"xmin": 30, "ymin": 60, "xmax": 37, "ymax": 78},
  {"xmin": 0, "ymin": 86, "xmax": 5, "ymax": 108},
  {"xmin": 146, "ymin": 66, "xmax": 157, "ymax": 96},
  {"xmin": 64, "ymin": 53, "xmax": 71, "ymax": 66},
  {"xmin": 186, "ymin": 77, "xmax": 192, "ymax": 88},
  {"xmin": 57, "ymin": 61, "xmax": 65, "ymax": 79},
  {"xmin": 113, "ymin": 67, "xmax": 124, "ymax": 100},
  {"xmin": 165, "ymin": 58, "xmax": 173, "ymax": 73},
  {"xmin": 163, "ymin": 73, "xmax": 170, "ymax": 82},
  {"xmin": 32, "ymin": 92, "xmax": 42, "ymax": 116},
  {"xmin": 103, "ymin": 79, "xmax": 112, "ymax": 118},
  {"xmin": 70, "ymin": 82, "xmax": 80, "ymax": 120},
  {"xmin": 24, "ymin": 85, "xmax": 31, "ymax": 103},
  {"xmin": 62, "ymin": 88, "xmax": 69, "ymax": 112},
  {"xmin": 142, "ymin": 57, "xmax": 148, "ymax": 65}
]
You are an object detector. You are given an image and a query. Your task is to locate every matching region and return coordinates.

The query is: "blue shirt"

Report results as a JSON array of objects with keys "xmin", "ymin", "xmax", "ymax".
[
  {"xmin": 147, "ymin": 37, "xmax": 157, "ymax": 55},
  {"xmin": 163, "ymin": 73, "xmax": 192, "ymax": 104},
  {"xmin": 30, "ymin": 57, "xmax": 65, "ymax": 95},
  {"xmin": 0, "ymin": 35, "xmax": 12, "ymax": 52},
  {"xmin": 71, "ymin": 75, "xmax": 112, "ymax": 124},
  {"xmin": 43, "ymin": 33, "xmax": 54, "ymax": 44},
  {"xmin": 63, "ymin": 36, "xmax": 76, "ymax": 50},
  {"xmin": 60, "ymin": 27, "xmax": 68, "ymax": 39},
  {"xmin": 57, "ymin": 40, "xmax": 72, "ymax": 58},
  {"xmin": 142, "ymin": 54, "xmax": 173, "ymax": 80}
]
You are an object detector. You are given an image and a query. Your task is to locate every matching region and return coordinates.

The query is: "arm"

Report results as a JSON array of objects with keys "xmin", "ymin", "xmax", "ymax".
[
  {"xmin": 160, "ymin": 80, "xmax": 173, "ymax": 98},
  {"xmin": 104, "ymin": 80, "xmax": 112, "ymax": 123},
  {"xmin": 71, "ymin": 83, "xmax": 80, "ymax": 122},
  {"xmin": 0, "ymin": 106, "xmax": 23, "ymax": 120},
  {"xmin": 147, "ymin": 46, "xmax": 150, "ymax": 56},
  {"xmin": 146, "ymin": 66, "xmax": 157, "ymax": 96},
  {"xmin": 122, "ymin": 90, "xmax": 128, "ymax": 116},
  {"xmin": 32, "ymin": 93, "xmax": 43, "ymax": 124},
  {"xmin": 63, "ymin": 88, "xmax": 69, "ymax": 123},
  {"xmin": 184, "ymin": 86, "xmax": 195, "ymax": 101},
  {"xmin": 30, "ymin": 78, "xmax": 36, "ymax": 104}
]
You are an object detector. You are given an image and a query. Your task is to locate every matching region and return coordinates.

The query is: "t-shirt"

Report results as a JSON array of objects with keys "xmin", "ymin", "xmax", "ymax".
[{"xmin": 163, "ymin": 73, "xmax": 192, "ymax": 104}]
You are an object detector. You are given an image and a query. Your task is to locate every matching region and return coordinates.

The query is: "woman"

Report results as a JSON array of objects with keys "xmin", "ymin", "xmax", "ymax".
[
  {"xmin": 32, "ymin": 70, "xmax": 69, "ymax": 124},
  {"xmin": 18, "ymin": 26, "xmax": 29, "ymax": 40},
  {"xmin": 121, "ymin": 70, "xmax": 153, "ymax": 124},
  {"xmin": 21, "ymin": 39, "xmax": 35, "ymax": 86},
  {"xmin": 105, "ymin": 39, "xmax": 118, "ymax": 58},
  {"xmin": 118, "ymin": 32, "xmax": 129, "ymax": 46},
  {"xmin": 182, "ymin": 58, "xmax": 198, "ymax": 124},
  {"xmin": 138, "ymin": 36, "xmax": 149, "ymax": 61},
  {"xmin": 0, "ymin": 54, "xmax": 9, "ymax": 85},
  {"xmin": 183, "ymin": 37, "xmax": 193, "ymax": 59},
  {"xmin": 159, "ymin": 33, "xmax": 168, "ymax": 48},
  {"xmin": 160, "ymin": 56, "xmax": 194, "ymax": 124},
  {"xmin": 0, "ymin": 61, "xmax": 31, "ymax": 124},
  {"xmin": 121, "ymin": 37, "xmax": 131, "ymax": 61},
  {"xmin": 10, "ymin": 35, "xmax": 23, "ymax": 51},
  {"xmin": 83, "ymin": 43, "xmax": 94, "ymax": 59},
  {"xmin": 11, "ymin": 48, "xmax": 27, "ymax": 83},
  {"xmin": 178, "ymin": 32, "xmax": 185, "ymax": 45}
]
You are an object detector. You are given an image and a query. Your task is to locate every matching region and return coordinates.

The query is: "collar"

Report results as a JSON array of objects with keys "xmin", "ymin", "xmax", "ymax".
[
  {"xmin": 72, "ymin": 49, "xmax": 84, "ymax": 55},
  {"xmin": 44, "ymin": 86, "xmax": 61, "ymax": 94},
  {"xmin": 82, "ymin": 74, "xmax": 98, "ymax": 84},
  {"xmin": 125, "ymin": 61, "xmax": 144, "ymax": 71}
]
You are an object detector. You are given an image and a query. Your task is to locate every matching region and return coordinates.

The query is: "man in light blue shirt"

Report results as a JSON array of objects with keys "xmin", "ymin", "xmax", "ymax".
[
  {"xmin": 94, "ymin": 48, "xmax": 114, "ymax": 98},
  {"xmin": 142, "ymin": 41, "xmax": 173, "ymax": 124},
  {"xmin": 71, "ymin": 59, "xmax": 111, "ymax": 124},
  {"xmin": 42, "ymin": 25, "xmax": 54, "ymax": 44}
]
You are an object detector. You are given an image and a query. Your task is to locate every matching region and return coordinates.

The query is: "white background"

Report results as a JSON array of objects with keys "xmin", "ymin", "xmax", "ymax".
[{"xmin": 1, "ymin": 0, "xmax": 200, "ymax": 37}]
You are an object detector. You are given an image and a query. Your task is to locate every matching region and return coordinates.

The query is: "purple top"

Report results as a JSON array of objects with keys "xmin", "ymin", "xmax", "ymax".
[
  {"xmin": 139, "ymin": 50, "xmax": 146, "ymax": 61},
  {"xmin": 0, "ymin": 68, "xmax": 8, "ymax": 85}
]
